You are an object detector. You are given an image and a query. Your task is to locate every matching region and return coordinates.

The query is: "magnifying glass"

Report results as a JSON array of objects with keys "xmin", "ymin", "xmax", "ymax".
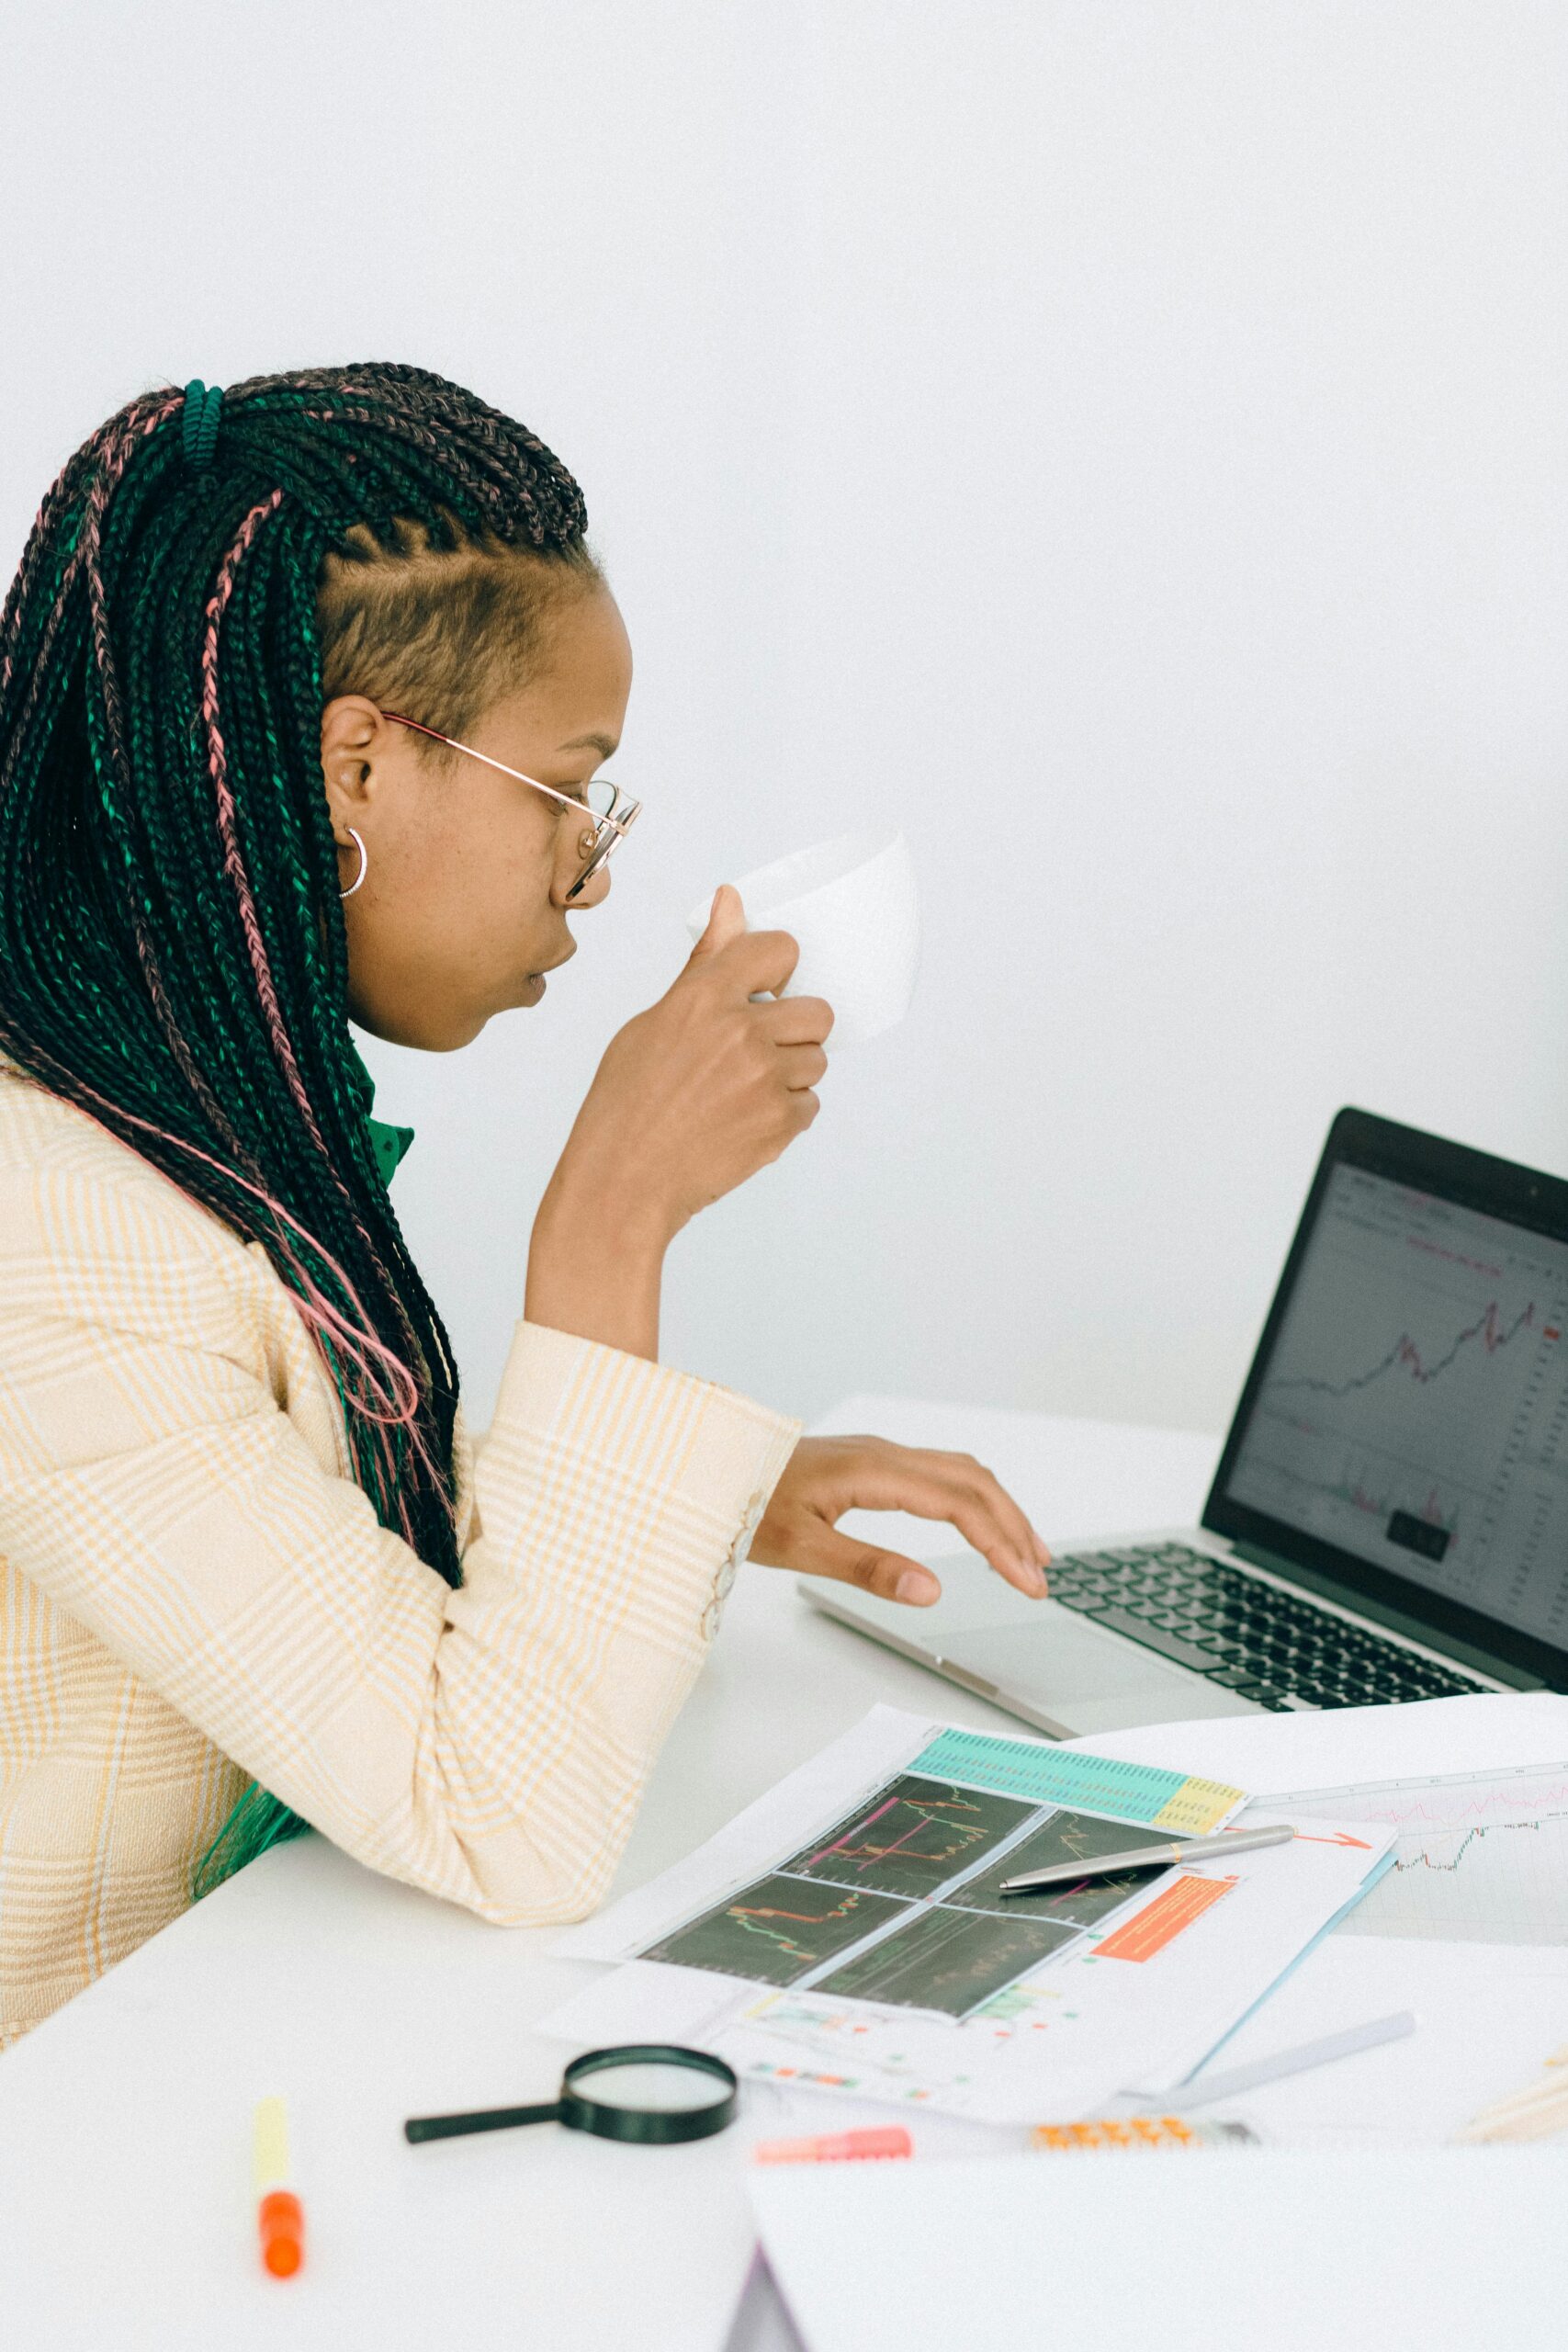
[{"xmin": 403, "ymin": 2043, "xmax": 739, "ymax": 2148}]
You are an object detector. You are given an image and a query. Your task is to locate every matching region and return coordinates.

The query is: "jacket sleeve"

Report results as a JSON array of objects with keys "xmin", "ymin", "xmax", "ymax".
[{"xmin": 0, "ymin": 1152, "xmax": 800, "ymax": 1923}]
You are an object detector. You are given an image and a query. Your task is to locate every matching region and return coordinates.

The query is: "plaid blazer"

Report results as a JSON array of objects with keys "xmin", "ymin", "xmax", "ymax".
[{"xmin": 0, "ymin": 1059, "xmax": 798, "ymax": 2048}]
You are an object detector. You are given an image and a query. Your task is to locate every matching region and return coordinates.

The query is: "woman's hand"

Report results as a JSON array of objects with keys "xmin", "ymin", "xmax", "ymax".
[
  {"xmin": 525, "ymin": 887, "xmax": 831, "ymax": 1359},
  {"xmin": 749, "ymin": 1435, "xmax": 1052, "ymax": 1605},
  {"xmin": 556, "ymin": 883, "xmax": 830, "ymax": 1241}
]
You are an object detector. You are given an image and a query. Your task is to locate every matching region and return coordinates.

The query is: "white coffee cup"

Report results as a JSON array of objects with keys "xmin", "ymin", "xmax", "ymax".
[{"xmin": 685, "ymin": 830, "xmax": 919, "ymax": 1048}]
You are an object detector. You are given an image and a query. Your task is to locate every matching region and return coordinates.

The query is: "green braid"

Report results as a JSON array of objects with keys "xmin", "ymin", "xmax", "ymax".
[{"xmin": 0, "ymin": 364, "xmax": 597, "ymax": 1895}]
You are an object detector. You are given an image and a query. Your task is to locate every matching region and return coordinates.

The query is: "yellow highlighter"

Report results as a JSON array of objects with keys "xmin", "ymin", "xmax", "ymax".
[{"xmin": 254, "ymin": 2097, "xmax": 305, "ymax": 2278}]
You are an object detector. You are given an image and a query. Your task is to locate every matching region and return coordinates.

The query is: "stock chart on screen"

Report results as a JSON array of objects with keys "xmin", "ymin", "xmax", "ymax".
[{"xmin": 1225, "ymin": 1164, "xmax": 1568, "ymax": 1645}]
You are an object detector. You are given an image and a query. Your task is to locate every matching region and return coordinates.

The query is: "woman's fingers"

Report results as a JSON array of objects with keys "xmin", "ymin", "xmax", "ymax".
[
  {"xmin": 749, "ymin": 1436, "xmax": 1050, "ymax": 1606},
  {"xmin": 708, "ymin": 925, "xmax": 801, "ymax": 999},
  {"xmin": 782, "ymin": 1515, "xmax": 942, "ymax": 1607},
  {"xmin": 685, "ymin": 883, "xmax": 747, "ymax": 962},
  {"xmin": 834, "ymin": 1442, "xmax": 1050, "ymax": 1597},
  {"xmin": 758, "ymin": 992, "xmax": 835, "ymax": 1046},
  {"xmin": 776, "ymin": 1042, "xmax": 829, "ymax": 1091}
]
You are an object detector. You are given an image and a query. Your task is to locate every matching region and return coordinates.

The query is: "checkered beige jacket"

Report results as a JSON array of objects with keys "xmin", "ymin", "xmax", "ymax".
[{"xmin": 0, "ymin": 1058, "xmax": 799, "ymax": 2049}]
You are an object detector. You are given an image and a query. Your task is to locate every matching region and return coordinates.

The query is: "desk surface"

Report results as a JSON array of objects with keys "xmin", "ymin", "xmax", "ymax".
[{"xmin": 0, "ymin": 1396, "xmax": 1219, "ymax": 2352}]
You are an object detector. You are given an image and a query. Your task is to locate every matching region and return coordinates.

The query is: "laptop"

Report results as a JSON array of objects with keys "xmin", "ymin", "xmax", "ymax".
[{"xmin": 805, "ymin": 1108, "xmax": 1568, "ymax": 1736}]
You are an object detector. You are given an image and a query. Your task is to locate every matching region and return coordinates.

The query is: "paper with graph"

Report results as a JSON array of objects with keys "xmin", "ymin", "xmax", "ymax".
[
  {"xmin": 547, "ymin": 1706, "xmax": 1393, "ymax": 2121},
  {"xmin": 1270, "ymin": 1761, "xmax": 1568, "ymax": 1944}
]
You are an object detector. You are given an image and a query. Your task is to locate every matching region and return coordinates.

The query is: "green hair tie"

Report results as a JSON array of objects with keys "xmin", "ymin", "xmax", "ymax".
[{"xmin": 181, "ymin": 379, "xmax": 224, "ymax": 470}]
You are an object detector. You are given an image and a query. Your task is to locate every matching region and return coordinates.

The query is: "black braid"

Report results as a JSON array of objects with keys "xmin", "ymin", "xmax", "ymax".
[{"xmin": 0, "ymin": 364, "xmax": 596, "ymax": 1891}]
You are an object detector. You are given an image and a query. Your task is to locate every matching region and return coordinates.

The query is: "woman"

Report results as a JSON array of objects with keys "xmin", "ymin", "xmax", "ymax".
[{"xmin": 0, "ymin": 364, "xmax": 1048, "ymax": 2048}]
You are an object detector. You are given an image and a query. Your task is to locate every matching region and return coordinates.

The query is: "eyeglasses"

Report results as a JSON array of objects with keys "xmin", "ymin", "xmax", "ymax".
[{"xmin": 379, "ymin": 711, "xmax": 641, "ymax": 900}]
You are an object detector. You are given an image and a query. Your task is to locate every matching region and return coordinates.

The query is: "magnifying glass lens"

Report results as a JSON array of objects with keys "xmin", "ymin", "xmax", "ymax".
[
  {"xmin": 562, "ymin": 2044, "xmax": 739, "ymax": 2143},
  {"xmin": 570, "ymin": 2061, "xmax": 727, "ymax": 2113}
]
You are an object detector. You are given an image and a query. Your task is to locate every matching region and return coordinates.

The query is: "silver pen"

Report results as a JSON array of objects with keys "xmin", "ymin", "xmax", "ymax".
[{"xmin": 998, "ymin": 1821, "xmax": 1294, "ymax": 1895}]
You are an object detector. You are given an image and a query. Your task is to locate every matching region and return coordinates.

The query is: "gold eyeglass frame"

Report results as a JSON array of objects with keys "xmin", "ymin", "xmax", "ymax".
[{"xmin": 379, "ymin": 711, "xmax": 641, "ymax": 900}]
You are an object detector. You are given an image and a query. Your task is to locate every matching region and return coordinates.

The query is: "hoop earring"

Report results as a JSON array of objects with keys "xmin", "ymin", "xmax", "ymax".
[{"xmin": 339, "ymin": 829, "xmax": 368, "ymax": 899}]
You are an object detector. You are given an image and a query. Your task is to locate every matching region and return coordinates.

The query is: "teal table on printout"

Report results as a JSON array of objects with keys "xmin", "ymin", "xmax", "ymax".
[{"xmin": 0, "ymin": 1399, "xmax": 1228, "ymax": 2351}]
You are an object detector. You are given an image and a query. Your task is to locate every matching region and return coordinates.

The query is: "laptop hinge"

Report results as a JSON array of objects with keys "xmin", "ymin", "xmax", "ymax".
[{"xmin": 1226, "ymin": 1540, "xmax": 1547, "ymax": 1690}]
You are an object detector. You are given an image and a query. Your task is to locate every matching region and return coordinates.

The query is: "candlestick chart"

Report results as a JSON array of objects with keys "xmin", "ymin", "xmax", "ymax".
[
  {"xmin": 946, "ymin": 1808, "xmax": 1160, "ymax": 1925},
  {"xmin": 816, "ymin": 1903, "xmax": 1079, "ymax": 2018},
  {"xmin": 642, "ymin": 1874, "xmax": 908, "ymax": 1986},
  {"xmin": 781, "ymin": 1775, "xmax": 1035, "ymax": 1900},
  {"xmin": 642, "ymin": 1775, "xmax": 1221, "ymax": 2015}
]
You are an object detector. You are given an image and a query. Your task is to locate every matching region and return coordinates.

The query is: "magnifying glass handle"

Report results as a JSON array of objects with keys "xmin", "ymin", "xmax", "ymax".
[{"xmin": 404, "ymin": 2099, "xmax": 564, "ymax": 2143}]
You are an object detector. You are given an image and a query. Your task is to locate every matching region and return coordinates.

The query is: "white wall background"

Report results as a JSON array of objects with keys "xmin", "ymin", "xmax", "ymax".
[{"xmin": 4, "ymin": 3, "xmax": 1567, "ymax": 1446}]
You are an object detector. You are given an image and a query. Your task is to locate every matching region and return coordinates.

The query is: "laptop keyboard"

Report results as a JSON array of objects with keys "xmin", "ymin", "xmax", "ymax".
[{"xmin": 1045, "ymin": 1542, "xmax": 1485, "ymax": 1712}]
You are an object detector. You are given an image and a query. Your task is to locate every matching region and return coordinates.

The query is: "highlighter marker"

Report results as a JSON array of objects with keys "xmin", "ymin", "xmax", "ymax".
[
  {"xmin": 752, "ymin": 2127, "xmax": 912, "ymax": 2165},
  {"xmin": 1031, "ymin": 2115, "xmax": 1260, "ymax": 2152},
  {"xmin": 254, "ymin": 2097, "xmax": 305, "ymax": 2277}
]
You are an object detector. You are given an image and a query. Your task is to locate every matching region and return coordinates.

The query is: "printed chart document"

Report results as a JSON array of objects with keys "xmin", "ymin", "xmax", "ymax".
[
  {"xmin": 1269, "ymin": 1762, "xmax": 1568, "ymax": 1943},
  {"xmin": 547, "ymin": 1707, "xmax": 1392, "ymax": 2122},
  {"xmin": 1066, "ymin": 1693, "xmax": 1568, "ymax": 1944}
]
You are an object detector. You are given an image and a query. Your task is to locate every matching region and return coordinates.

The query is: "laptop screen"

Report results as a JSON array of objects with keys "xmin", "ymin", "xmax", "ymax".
[{"xmin": 1216, "ymin": 1149, "xmax": 1568, "ymax": 1661}]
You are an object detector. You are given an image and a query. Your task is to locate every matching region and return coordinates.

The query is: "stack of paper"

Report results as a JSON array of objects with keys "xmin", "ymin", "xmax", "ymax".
[
  {"xmin": 547, "ymin": 1706, "xmax": 1391, "ymax": 2122},
  {"xmin": 750, "ymin": 2146, "xmax": 1568, "ymax": 2352}
]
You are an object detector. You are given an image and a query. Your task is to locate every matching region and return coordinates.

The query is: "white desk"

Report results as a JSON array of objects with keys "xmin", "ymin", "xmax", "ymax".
[{"xmin": 0, "ymin": 1396, "xmax": 1218, "ymax": 2352}]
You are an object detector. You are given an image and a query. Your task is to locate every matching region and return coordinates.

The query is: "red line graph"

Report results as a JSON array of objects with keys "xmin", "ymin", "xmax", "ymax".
[
  {"xmin": 1342, "ymin": 1779, "xmax": 1568, "ymax": 1835},
  {"xmin": 801, "ymin": 1790, "xmax": 996, "ymax": 1878},
  {"xmin": 726, "ymin": 1886, "xmax": 879, "ymax": 1965}
]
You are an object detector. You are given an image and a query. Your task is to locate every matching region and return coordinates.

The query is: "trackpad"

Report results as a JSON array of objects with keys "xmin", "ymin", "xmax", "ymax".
[{"xmin": 942, "ymin": 1611, "xmax": 1258, "ymax": 1732}]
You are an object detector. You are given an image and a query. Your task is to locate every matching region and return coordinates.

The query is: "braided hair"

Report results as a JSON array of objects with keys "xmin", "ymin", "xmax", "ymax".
[{"xmin": 0, "ymin": 363, "xmax": 599, "ymax": 1893}]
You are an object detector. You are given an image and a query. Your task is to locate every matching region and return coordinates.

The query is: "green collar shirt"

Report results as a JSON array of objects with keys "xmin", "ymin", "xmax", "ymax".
[{"xmin": 347, "ymin": 1042, "xmax": 415, "ymax": 1189}]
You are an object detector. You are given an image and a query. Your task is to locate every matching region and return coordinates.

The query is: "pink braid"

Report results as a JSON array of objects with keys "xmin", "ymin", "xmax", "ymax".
[
  {"xmin": 56, "ymin": 397, "xmax": 253, "ymax": 1162},
  {"xmin": 0, "ymin": 397, "xmax": 182, "ymax": 799},
  {"xmin": 197, "ymin": 489, "xmax": 438, "ymax": 1468},
  {"xmin": 10, "ymin": 1066, "xmax": 451, "ymax": 1542},
  {"xmin": 82, "ymin": 398, "xmax": 186, "ymax": 781},
  {"xmin": 197, "ymin": 492, "xmax": 333, "ymax": 1153},
  {"xmin": 17, "ymin": 415, "xmax": 449, "ymax": 1547},
  {"xmin": 0, "ymin": 400, "xmax": 147, "ymax": 695}
]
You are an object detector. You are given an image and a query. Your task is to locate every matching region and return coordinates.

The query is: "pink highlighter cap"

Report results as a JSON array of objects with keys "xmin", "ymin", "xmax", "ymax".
[{"xmin": 752, "ymin": 2126, "xmax": 912, "ymax": 2165}]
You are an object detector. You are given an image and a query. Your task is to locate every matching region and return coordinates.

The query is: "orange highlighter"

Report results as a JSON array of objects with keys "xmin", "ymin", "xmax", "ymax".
[{"xmin": 254, "ymin": 2097, "xmax": 305, "ymax": 2277}]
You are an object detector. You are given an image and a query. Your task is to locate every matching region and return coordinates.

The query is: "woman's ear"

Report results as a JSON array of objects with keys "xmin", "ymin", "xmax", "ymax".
[{"xmin": 319, "ymin": 696, "xmax": 387, "ymax": 834}]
